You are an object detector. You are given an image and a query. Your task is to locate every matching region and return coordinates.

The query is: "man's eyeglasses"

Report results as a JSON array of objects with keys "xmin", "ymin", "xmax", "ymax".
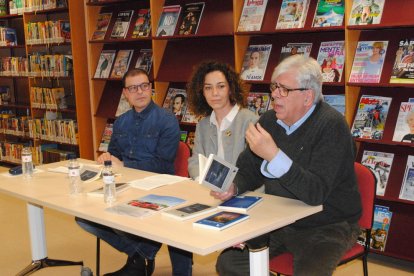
[
  {"xmin": 269, "ymin": 82, "xmax": 308, "ymax": 97},
  {"xmin": 124, "ymin": 82, "xmax": 151, "ymax": 93}
]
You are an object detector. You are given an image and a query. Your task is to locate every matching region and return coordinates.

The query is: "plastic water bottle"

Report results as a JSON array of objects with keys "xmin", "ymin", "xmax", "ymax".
[
  {"xmin": 68, "ymin": 155, "xmax": 82, "ymax": 194},
  {"xmin": 21, "ymin": 147, "xmax": 34, "ymax": 179},
  {"xmin": 103, "ymin": 160, "xmax": 116, "ymax": 204}
]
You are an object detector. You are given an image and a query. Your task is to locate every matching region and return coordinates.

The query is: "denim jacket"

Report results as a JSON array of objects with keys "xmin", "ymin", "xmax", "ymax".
[{"xmin": 108, "ymin": 101, "xmax": 180, "ymax": 174}]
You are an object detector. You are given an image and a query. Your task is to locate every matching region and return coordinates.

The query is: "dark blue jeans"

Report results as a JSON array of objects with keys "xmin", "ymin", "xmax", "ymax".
[{"xmin": 76, "ymin": 217, "xmax": 192, "ymax": 276}]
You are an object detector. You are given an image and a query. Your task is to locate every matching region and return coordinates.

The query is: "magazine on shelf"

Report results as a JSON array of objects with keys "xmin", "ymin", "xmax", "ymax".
[
  {"xmin": 240, "ymin": 44, "xmax": 272, "ymax": 81},
  {"xmin": 351, "ymin": 95, "xmax": 391, "ymax": 140},
  {"xmin": 198, "ymin": 153, "xmax": 238, "ymax": 192},
  {"xmin": 370, "ymin": 204, "xmax": 392, "ymax": 251},
  {"xmin": 110, "ymin": 10, "xmax": 134, "ymax": 39},
  {"xmin": 134, "ymin": 49, "xmax": 153, "ymax": 73},
  {"xmin": 93, "ymin": 50, "xmax": 116, "ymax": 79},
  {"xmin": 279, "ymin": 42, "xmax": 312, "ymax": 62},
  {"xmin": 247, "ymin": 92, "xmax": 271, "ymax": 116},
  {"xmin": 156, "ymin": 5, "xmax": 181, "ymax": 37},
  {"xmin": 91, "ymin": 12, "xmax": 112, "ymax": 40},
  {"xmin": 87, "ymin": 182, "xmax": 130, "ymax": 197},
  {"xmin": 162, "ymin": 203, "xmax": 217, "ymax": 221},
  {"xmin": 349, "ymin": 41, "xmax": 388, "ymax": 83},
  {"xmin": 98, "ymin": 122, "xmax": 113, "ymax": 152},
  {"xmin": 392, "ymin": 102, "xmax": 414, "ymax": 143},
  {"xmin": 275, "ymin": 0, "xmax": 310, "ymax": 30},
  {"xmin": 115, "ymin": 93, "xmax": 131, "ymax": 117},
  {"xmin": 180, "ymin": 130, "xmax": 188, "ymax": 142},
  {"xmin": 237, "ymin": 0, "xmax": 269, "ymax": 32},
  {"xmin": 312, "ymin": 0, "xmax": 344, "ymax": 27},
  {"xmin": 131, "ymin": 9, "xmax": 151, "ymax": 38},
  {"xmin": 186, "ymin": 131, "xmax": 195, "ymax": 150},
  {"xmin": 316, "ymin": 41, "xmax": 345, "ymax": 83},
  {"xmin": 162, "ymin": 88, "xmax": 187, "ymax": 119},
  {"xmin": 181, "ymin": 109, "xmax": 203, "ymax": 124},
  {"xmin": 361, "ymin": 150, "xmax": 394, "ymax": 196},
  {"xmin": 218, "ymin": 195, "xmax": 263, "ymax": 214},
  {"xmin": 193, "ymin": 211, "xmax": 249, "ymax": 231},
  {"xmin": 348, "ymin": 0, "xmax": 385, "ymax": 26},
  {"xmin": 110, "ymin": 49, "xmax": 134, "ymax": 79},
  {"xmin": 399, "ymin": 155, "xmax": 414, "ymax": 201},
  {"xmin": 178, "ymin": 2, "xmax": 205, "ymax": 35},
  {"xmin": 390, "ymin": 38, "xmax": 414, "ymax": 84},
  {"xmin": 323, "ymin": 94, "xmax": 345, "ymax": 115}
]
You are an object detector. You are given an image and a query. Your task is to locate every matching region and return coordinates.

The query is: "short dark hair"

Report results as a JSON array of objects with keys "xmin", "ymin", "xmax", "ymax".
[{"xmin": 122, "ymin": 68, "xmax": 150, "ymax": 88}]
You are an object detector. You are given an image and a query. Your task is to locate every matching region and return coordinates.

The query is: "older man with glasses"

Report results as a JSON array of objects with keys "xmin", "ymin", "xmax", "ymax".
[
  {"xmin": 213, "ymin": 55, "xmax": 362, "ymax": 276},
  {"xmin": 76, "ymin": 69, "xmax": 192, "ymax": 276}
]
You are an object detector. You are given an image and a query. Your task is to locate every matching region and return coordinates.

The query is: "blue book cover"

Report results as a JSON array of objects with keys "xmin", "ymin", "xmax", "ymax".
[
  {"xmin": 218, "ymin": 195, "xmax": 263, "ymax": 213},
  {"xmin": 193, "ymin": 211, "xmax": 249, "ymax": 231}
]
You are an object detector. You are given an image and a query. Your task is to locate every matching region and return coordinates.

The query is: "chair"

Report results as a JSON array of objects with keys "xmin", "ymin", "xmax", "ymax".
[
  {"xmin": 95, "ymin": 141, "xmax": 191, "ymax": 275},
  {"xmin": 269, "ymin": 162, "xmax": 376, "ymax": 276}
]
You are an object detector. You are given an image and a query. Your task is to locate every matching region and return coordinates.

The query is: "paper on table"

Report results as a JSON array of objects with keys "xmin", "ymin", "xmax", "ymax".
[
  {"xmin": 128, "ymin": 174, "xmax": 189, "ymax": 190},
  {"xmin": 47, "ymin": 163, "xmax": 100, "ymax": 174}
]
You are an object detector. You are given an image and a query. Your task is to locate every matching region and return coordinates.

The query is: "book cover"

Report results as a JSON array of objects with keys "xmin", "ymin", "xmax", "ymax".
[
  {"xmin": 348, "ymin": 0, "xmax": 385, "ymax": 26},
  {"xmin": 247, "ymin": 92, "xmax": 270, "ymax": 116},
  {"xmin": 93, "ymin": 50, "xmax": 116, "ymax": 79},
  {"xmin": 392, "ymin": 102, "xmax": 414, "ymax": 143},
  {"xmin": 312, "ymin": 0, "xmax": 344, "ymax": 27},
  {"xmin": 323, "ymin": 94, "xmax": 345, "ymax": 115},
  {"xmin": 91, "ymin": 12, "xmax": 112, "ymax": 40},
  {"xmin": 178, "ymin": 2, "xmax": 205, "ymax": 35},
  {"xmin": 351, "ymin": 95, "xmax": 391, "ymax": 140},
  {"xmin": 193, "ymin": 211, "xmax": 249, "ymax": 231},
  {"xmin": 162, "ymin": 88, "xmax": 187, "ymax": 118},
  {"xmin": 199, "ymin": 153, "xmax": 239, "ymax": 192},
  {"xmin": 131, "ymin": 9, "xmax": 151, "ymax": 38},
  {"xmin": 279, "ymin": 42, "xmax": 312, "ymax": 63},
  {"xmin": 390, "ymin": 38, "xmax": 414, "ymax": 84},
  {"xmin": 60, "ymin": 20, "xmax": 70, "ymax": 43},
  {"xmin": 110, "ymin": 10, "xmax": 134, "ymax": 39},
  {"xmin": 181, "ymin": 109, "xmax": 203, "ymax": 124},
  {"xmin": 180, "ymin": 130, "xmax": 188, "ymax": 142},
  {"xmin": 240, "ymin": 44, "xmax": 272, "ymax": 81},
  {"xmin": 275, "ymin": 0, "xmax": 310, "ymax": 30},
  {"xmin": 162, "ymin": 203, "xmax": 217, "ymax": 221},
  {"xmin": 237, "ymin": 0, "xmax": 269, "ymax": 32},
  {"xmin": 361, "ymin": 150, "xmax": 394, "ymax": 196},
  {"xmin": 156, "ymin": 5, "xmax": 181, "ymax": 37},
  {"xmin": 98, "ymin": 122, "xmax": 113, "ymax": 152},
  {"xmin": 0, "ymin": 86, "xmax": 11, "ymax": 105},
  {"xmin": 316, "ymin": 41, "xmax": 345, "ymax": 83},
  {"xmin": 399, "ymin": 155, "xmax": 414, "ymax": 201},
  {"xmin": 186, "ymin": 131, "xmax": 195, "ymax": 151},
  {"xmin": 4, "ymin": 28, "xmax": 17, "ymax": 46},
  {"xmin": 134, "ymin": 49, "xmax": 153, "ymax": 73},
  {"xmin": 349, "ymin": 41, "xmax": 388, "ymax": 83},
  {"xmin": 218, "ymin": 195, "xmax": 263, "ymax": 213},
  {"xmin": 370, "ymin": 204, "xmax": 392, "ymax": 251},
  {"xmin": 110, "ymin": 49, "xmax": 134, "ymax": 79},
  {"xmin": 126, "ymin": 194, "xmax": 185, "ymax": 211},
  {"xmin": 87, "ymin": 182, "xmax": 130, "ymax": 197},
  {"xmin": 80, "ymin": 166, "xmax": 103, "ymax": 183},
  {"xmin": 115, "ymin": 93, "xmax": 131, "ymax": 117}
]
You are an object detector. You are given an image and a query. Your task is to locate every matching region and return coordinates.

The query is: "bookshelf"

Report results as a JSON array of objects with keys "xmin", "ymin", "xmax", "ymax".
[
  {"xmin": 0, "ymin": 1, "xmax": 93, "ymax": 165},
  {"xmin": 85, "ymin": 0, "xmax": 413, "ymax": 261}
]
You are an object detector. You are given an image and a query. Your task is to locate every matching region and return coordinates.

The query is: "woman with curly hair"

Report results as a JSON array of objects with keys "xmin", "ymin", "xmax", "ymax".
[{"xmin": 187, "ymin": 60, "xmax": 258, "ymax": 180}]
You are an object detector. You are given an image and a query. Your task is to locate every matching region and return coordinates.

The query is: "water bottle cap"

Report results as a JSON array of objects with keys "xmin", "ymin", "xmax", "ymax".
[
  {"xmin": 104, "ymin": 160, "xmax": 112, "ymax": 166},
  {"xmin": 67, "ymin": 153, "xmax": 77, "ymax": 160}
]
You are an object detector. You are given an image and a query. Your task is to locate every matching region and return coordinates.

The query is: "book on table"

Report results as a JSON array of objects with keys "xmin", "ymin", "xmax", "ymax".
[
  {"xmin": 316, "ymin": 41, "xmax": 345, "ymax": 83},
  {"xmin": 237, "ymin": 0, "xmax": 268, "ymax": 32},
  {"xmin": 312, "ymin": 0, "xmax": 344, "ymax": 28},
  {"xmin": 110, "ymin": 10, "xmax": 134, "ymax": 39},
  {"xmin": 218, "ymin": 195, "xmax": 263, "ymax": 214},
  {"xmin": 162, "ymin": 203, "xmax": 217, "ymax": 221},
  {"xmin": 240, "ymin": 44, "xmax": 272, "ymax": 81},
  {"xmin": 392, "ymin": 102, "xmax": 414, "ymax": 144},
  {"xmin": 193, "ymin": 211, "xmax": 249, "ymax": 231},
  {"xmin": 348, "ymin": 0, "xmax": 385, "ymax": 26},
  {"xmin": 198, "ymin": 153, "xmax": 238, "ymax": 192},
  {"xmin": 87, "ymin": 182, "xmax": 130, "ymax": 197},
  {"xmin": 156, "ymin": 5, "xmax": 181, "ymax": 37},
  {"xmin": 390, "ymin": 38, "xmax": 414, "ymax": 84},
  {"xmin": 94, "ymin": 50, "xmax": 116, "ymax": 79},
  {"xmin": 177, "ymin": 2, "xmax": 205, "ymax": 35},
  {"xmin": 91, "ymin": 11, "xmax": 112, "ymax": 40}
]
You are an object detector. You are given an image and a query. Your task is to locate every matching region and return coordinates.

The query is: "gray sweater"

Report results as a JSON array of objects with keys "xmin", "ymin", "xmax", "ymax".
[{"xmin": 235, "ymin": 102, "xmax": 362, "ymax": 228}]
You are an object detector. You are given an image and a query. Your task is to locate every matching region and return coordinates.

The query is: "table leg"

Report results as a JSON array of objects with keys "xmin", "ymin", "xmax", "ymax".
[
  {"xmin": 249, "ymin": 247, "xmax": 269, "ymax": 276},
  {"xmin": 16, "ymin": 203, "xmax": 83, "ymax": 276}
]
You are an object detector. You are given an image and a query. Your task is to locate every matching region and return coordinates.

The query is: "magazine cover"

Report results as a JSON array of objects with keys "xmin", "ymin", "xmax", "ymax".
[
  {"xmin": 392, "ymin": 102, "xmax": 414, "ymax": 143},
  {"xmin": 323, "ymin": 94, "xmax": 345, "ymax": 115},
  {"xmin": 131, "ymin": 9, "xmax": 151, "ymax": 38},
  {"xmin": 156, "ymin": 5, "xmax": 181, "ymax": 37},
  {"xmin": 361, "ymin": 150, "xmax": 394, "ymax": 196},
  {"xmin": 237, "ymin": 0, "xmax": 269, "ymax": 32},
  {"xmin": 186, "ymin": 131, "xmax": 195, "ymax": 151},
  {"xmin": 91, "ymin": 12, "xmax": 112, "ymax": 40},
  {"xmin": 316, "ymin": 41, "xmax": 345, "ymax": 82},
  {"xmin": 279, "ymin": 42, "xmax": 312, "ymax": 62},
  {"xmin": 240, "ymin": 44, "xmax": 272, "ymax": 81},
  {"xmin": 351, "ymin": 95, "xmax": 391, "ymax": 140},
  {"xmin": 348, "ymin": 0, "xmax": 385, "ymax": 26},
  {"xmin": 98, "ymin": 122, "xmax": 113, "ymax": 152},
  {"xmin": 93, "ymin": 50, "xmax": 116, "ymax": 79},
  {"xmin": 110, "ymin": 49, "xmax": 134, "ymax": 79},
  {"xmin": 134, "ymin": 49, "xmax": 153, "ymax": 73},
  {"xmin": 349, "ymin": 41, "xmax": 388, "ymax": 83},
  {"xmin": 370, "ymin": 205, "xmax": 392, "ymax": 251},
  {"xmin": 247, "ymin": 92, "xmax": 270, "ymax": 116},
  {"xmin": 390, "ymin": 39, "xmax": 414, "ymax": 84},
  {"xmin": 162, "ymin": 88, "xmax": 187, "ymax": 118},
  {"xmin": 399, "ymin": 155, "xmax": 414, "ymax": 201},
  {"xmin": 312, "ymin": 0, "xmax": 344, "ymax": 27},
  {"xmin": 115, "ymin": 93, "xmax": 131, "ymax": 117},
  {"xmin": 110, "ymin": 10, "xmax": 134, "ymax": 39},
  {"xmin": 178, "ymin": 2, "xmax": 205, "ymax": 35},
  {"xmin": 275, "ymin": 0, "xmax": 310, "ymax": 29}
]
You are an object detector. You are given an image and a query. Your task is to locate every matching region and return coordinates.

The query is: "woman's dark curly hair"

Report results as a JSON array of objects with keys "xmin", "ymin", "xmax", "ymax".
[{"xmin": 187, "ymin": 61, "xmax": 247, "ymax": 117}]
